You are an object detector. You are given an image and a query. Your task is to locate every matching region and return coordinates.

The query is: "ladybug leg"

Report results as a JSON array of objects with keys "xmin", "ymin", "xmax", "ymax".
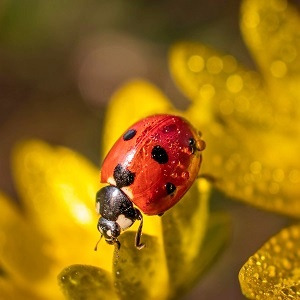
[
  {"xmin": 115, "ymin": 239, "xmax": 121, "ymax": 250},
  {"xmin": 94, "ymin": 234, "xmax": 103, "ymax": 251},
  {"xmin": 134, "ymin": 209, "xmax": 145, "ymax": 250}
]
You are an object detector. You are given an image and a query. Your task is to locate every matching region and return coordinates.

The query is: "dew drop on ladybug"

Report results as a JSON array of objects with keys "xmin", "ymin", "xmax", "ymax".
[{"xmin": 95, "ymin": 114, "xmax": 206, "ymax": 249}]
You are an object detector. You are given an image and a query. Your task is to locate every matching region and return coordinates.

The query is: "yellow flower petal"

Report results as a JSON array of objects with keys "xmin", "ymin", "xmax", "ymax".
[
  {"xmin": 12, "ymin": 140, "xmax": 113, "ymax": 272},
  {"xmin": 169, "ymin": 42, "xmax": 273, "ymax": 128},
  {"xmin": 0, "ymin": 192, "xmax": 53, "ymax": 287},
  {"xmin": 170, "ymin": 42, "xmax": 300, "ymax": 217},
  {"xmin": 241, "ymin": 0, "xmax": 300, "ymax": 121},
  {"xmin": 239, "ymin": 224, "xmax": 300, "ymax": 299},
  {"xmin": 162, "ymin": 179, "xmax": 210, "ymax": 287},
  {"xmin": 202, "ymin": 123, "xmax": 300, "ymax": 217},
  {"xmin": 58, "ymin": 265, "xmax": 117, "ymax": 300},
  {"xmin": 0, "ymin": 277, "xmax": 38, "ymax": 300},
  {"xmin": 102, "ymin": 79, "xmax": 174, "ymax": 157},
  {"xmin": 162, "ymin": 177, "xmax": 231, "ymax": 297},
  {"xmin": 113, "ymin": 232, "xmax": 169, "ymax": 300}
]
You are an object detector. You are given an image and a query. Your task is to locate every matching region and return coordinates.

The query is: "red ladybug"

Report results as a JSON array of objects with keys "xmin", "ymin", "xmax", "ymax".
[{"xmin": 95, "ymin": 114, "xmax": 205, "ymax": 249}]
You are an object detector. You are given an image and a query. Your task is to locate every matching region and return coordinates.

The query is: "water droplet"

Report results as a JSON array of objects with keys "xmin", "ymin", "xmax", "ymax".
[
  {"xmin": 187, "ymin": 55, "xmax": 204, "ymax": 72},
  {"xmin": 250, "ymin": 161, "xmax": 262, "ymax": 174},
  {"xmin": 270, "ymin": 60, "xmax": 287, "ymax": 78},
  {"xmin": 282, "ymin": 258, "xmax": 292, "ymax": 270},
  {"xmin": 163, "ymin": 124, "xmax": 177, "ymax": 134},
  {"xmin": 288, "ymin": 169, "xmax": 300, "ymax": 183},
  {"xmin": 268, "ymin": 265, "xmax": 276, "ymax": 277},
  {"xmin": 273, "ymin": 244, "xmax": 281, "ymax": 253},
  {"xmin": 206, "ymin": 56, "xmax": 223, "ymax": 74},
  {"xmin": 182, "ymin": 171, "xmax": 190, "ymax": 179},
  {"xmin": 226, "ymin": 74, "xmax": 243, "ymax": 93}
]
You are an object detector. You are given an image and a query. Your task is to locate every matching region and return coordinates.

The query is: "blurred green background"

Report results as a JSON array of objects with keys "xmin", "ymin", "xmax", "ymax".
[{"xmin": 0, "ymin": 0, "xmax": 293, "ymax": 299}]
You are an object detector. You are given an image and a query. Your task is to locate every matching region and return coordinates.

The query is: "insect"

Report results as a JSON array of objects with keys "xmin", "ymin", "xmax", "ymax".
[{"xmin": 95, "ymin": 114, "xmax": 206, "ymax": 249}]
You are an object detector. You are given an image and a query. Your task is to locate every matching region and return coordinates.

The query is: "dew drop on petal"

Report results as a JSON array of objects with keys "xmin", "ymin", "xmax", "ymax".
[
  {"xmin": 206, "ymin": 56, "xmax": 223, "ymax": 74},
  {"xmin": 187, "ymin": 55, "xmax": 205, "ymax": 73},
  {"xmin": 250, "ymin": 161, "xmax": 262, "ymax": 175},
  {"xmin": 270, "ymin": 60, "xmax": 287, "ymax": 78},
  {"xmin": 226, "ymin": 74, "xmax": 243, "ymax": 93}
]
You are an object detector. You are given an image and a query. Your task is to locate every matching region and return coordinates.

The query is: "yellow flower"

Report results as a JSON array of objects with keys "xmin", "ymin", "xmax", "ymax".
[
  {"xmin": 235, "ymin": 0, "xmax": 300, "ymax": 298},
  {"xmin": 1, "ymin": 0, "xmax": 299, "ymax": 298},
  {"xmin": 97, "ymin": 0, "xmax": 300, "ymax": 298},
  {"xmin": 0, "ymin": 142, "xmax": 113, "ymax": 299},
  {"xmin": 163, "ymin": 0, "xmax": 300, "ymax": 298},
  {"xmin": 0, "ymin": 83, "xmax": 229, "ymax": 298}
]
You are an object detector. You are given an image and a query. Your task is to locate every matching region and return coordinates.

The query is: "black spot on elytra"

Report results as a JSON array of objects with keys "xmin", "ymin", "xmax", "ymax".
[
  {"xmin": 189, "ymin": 137, "xmax": 196, "ymax": 154},
  {"xmin": 165, "ymin": 182, "xmax": 176, "ymax": 195},
  {"xmin": 151, "ymin": 145, "xmax": 169, "ymax": 164},
  {"xmin": 113, "ymin": 164, "xmax": 135, "ymax": 188},
  {"xmin": 123, "ymin": 129, "xmax": 137, "ymax": 141}
]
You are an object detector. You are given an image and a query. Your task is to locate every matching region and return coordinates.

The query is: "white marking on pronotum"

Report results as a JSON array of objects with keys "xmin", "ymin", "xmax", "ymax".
[
  {"xmin": 122, "ymin": 187, "xmax": 133, "ymax": 200},
  {"xmin": 106, "ymin": 229, "xmax": 112, "ymax": 237},
  {"xmin": 95, "ymin": 201, "xmax": 100, "ymax": 213},
  {"xmin": 108, "ymin": 177, "xmax": 116, "ymax": 186},
  {"xmin": 116, "ymin": 214, "xmax": 133, "ymax": 230}
]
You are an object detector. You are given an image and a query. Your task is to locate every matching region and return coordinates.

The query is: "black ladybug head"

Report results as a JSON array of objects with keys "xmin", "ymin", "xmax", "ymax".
[
  {"xmin": 95, "ymin": 186, "xmax": 145, "ymax": 249},
  {"xmin": 97, "ymin": 217, "xmax": 121, "ymax": 246}
]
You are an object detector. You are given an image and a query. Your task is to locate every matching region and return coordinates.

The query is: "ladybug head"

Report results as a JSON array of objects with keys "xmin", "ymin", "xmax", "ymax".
[
  {"xmin": 95, "ymin": 186, "xmax": 145, "ymax": 249},
  {"xmin": 97, "ymin": 217, "xmax": 121, "ymax": 248}
]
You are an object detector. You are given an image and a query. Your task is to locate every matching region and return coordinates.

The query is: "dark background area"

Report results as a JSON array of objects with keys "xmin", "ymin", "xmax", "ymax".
[{"xmin": 0, "ymin": 0, "xmax": 294, "ymax": 298}]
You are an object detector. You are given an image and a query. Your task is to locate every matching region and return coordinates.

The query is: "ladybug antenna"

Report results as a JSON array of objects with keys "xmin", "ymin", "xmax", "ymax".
[
  {"xmin": 94, "ymin": 234, "xmax": 103, "ymax": 251},
  {"xmin": 135, "ymin": 210, "xmax": 145, "ymax": 250}
]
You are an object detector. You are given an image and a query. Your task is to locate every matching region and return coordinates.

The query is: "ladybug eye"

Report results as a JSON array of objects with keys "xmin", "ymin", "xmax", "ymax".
[
  {"xmin": 123, "ymin": 129, "xmax": 137, "ymax": 141},
  {"xmin": 189, "ymin": 137, "xmax": 196, "ymax": 154}
]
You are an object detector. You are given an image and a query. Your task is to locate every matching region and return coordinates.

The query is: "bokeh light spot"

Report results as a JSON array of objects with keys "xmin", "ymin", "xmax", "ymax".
[
  {"xmin": 187, "ymin": 55, "xmax": 204, "ymax": 72},
  {"xmin": 250, "ymin": 161, "xmax": 262, "ymax": 175},
  {"xmin": 206, "ymin": 56, "xmax": 223, "ymax": 74},
  {"xmin": 270, "ymin": 60, "xmax": 287, "ymax": 78},
  {"xmin": 226, "ymin": 74, "xmax": 243, "ymax": 93},
  {"xmin": 200, "ymin": 84, "xmax": 215, "ymax": 100}
]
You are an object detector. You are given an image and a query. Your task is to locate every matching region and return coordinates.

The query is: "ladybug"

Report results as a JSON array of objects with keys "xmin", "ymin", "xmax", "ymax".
[{"xmin": 95, "ymin": 114, "xmax": 205, "ymax": 249}]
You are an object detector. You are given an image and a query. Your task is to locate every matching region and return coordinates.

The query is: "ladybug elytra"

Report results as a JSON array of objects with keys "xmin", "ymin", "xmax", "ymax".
[{"xmin": 95, "ymin": 114, "xmax": 205, "ymax": 249}]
